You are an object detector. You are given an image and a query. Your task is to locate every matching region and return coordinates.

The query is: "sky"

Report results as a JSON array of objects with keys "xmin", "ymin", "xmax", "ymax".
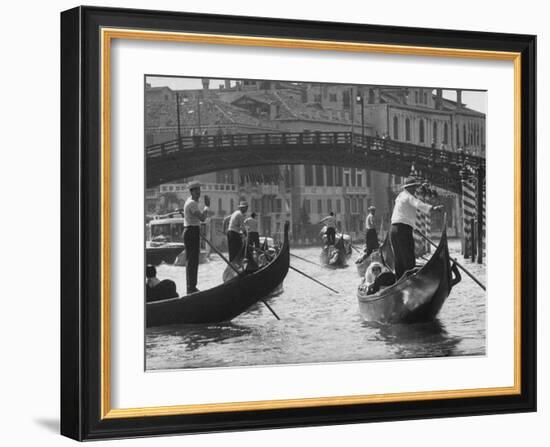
[{"xmin": 146, "ymin": 76, "xmax": 487, "ymax": 114}]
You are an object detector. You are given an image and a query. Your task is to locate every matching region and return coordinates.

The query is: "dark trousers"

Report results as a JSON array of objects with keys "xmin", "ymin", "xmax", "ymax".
[
  {"xmin": 248, "ymin": 231, "xmax": 260, "ymax": 248},
  {"xmin": 390, "ymin": 223, "xmax": 415, "ymax": 280},
  {"xmin": 326, "ymin": 227, "xmax": 336, "ymax": 245},
  {"xmin": 183, "ymin": 226, "xmax": 200, "ymax": 292},
  {"xmin": 227, "ymin": 230, "xmax": 243, "ymax": 262},
  {"xmin": 364, "ymin": 228, "xmax": 379, "ymax": 256}
]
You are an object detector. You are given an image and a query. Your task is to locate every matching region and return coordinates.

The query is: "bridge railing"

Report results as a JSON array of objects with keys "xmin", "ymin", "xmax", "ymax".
[{"xmin": 146, "ymin": 131, "xmax": 484, "ymax": 172}]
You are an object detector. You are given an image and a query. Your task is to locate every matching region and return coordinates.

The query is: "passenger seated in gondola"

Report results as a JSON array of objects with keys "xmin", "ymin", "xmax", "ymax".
[
  {"xmin": 146, "ymin": 265, "xmax": 178, "ymax": 302},
  {"xmin": 360, "ymin": 262, "xmax": 396, "ymax": 295}
]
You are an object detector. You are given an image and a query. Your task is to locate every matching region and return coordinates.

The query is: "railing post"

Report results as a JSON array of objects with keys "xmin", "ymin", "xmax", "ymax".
[{"xmin": 470, "ymin": 217, "xmax": 476, "ymax": 263}]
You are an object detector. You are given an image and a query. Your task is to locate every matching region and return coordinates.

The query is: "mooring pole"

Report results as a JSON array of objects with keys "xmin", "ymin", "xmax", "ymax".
[
  {"xmin": 175, "ymin": 92, "xmax": 182, "ymax": 151},
  {"xmin": 476, "ymin": 167, "xmax": 484, "ymax": 264},
  {"xmin": 470, "ymin": 217, "xmax": 476, "ymax": 263}
]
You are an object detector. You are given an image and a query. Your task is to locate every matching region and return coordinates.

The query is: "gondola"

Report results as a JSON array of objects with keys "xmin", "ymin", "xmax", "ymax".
[
  {"xmin": 320, "ymin": 235, "xmax": 350, "ymax": 267},
  {"xmin": 146, "ymin": 222, "xmax": 290, "ymax": 327},
  {"xmin": 357, "ymin": 223, "xmax": 461, "ymax": 324}
]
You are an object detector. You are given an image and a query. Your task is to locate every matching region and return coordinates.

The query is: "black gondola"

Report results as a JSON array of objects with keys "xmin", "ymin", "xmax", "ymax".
[
  {"xmin": 146, "ymin": 222, "xmax": 290, "ymax": 327},
  {"xmin": 357, "ymin": 223, "xmax": 461, "ymax": 324}
]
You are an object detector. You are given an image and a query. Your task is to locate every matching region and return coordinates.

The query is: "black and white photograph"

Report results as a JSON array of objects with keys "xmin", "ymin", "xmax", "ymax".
[{"xmin": 144, "ymin": 76, "xmax": 487, "ymax": 371}]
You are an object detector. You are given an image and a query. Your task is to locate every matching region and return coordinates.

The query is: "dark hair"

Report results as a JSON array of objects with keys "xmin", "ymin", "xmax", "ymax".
[
  {"xmin": 251, "ymin": 212, "xmax": 257, "ymax": 218},
  {"xmin": 330, "ymin": 212, "xmax": 334, "ymax": 216},
  {"xmin": 146, "ymin": 264, "xmax": 157, "ymax": 278}
]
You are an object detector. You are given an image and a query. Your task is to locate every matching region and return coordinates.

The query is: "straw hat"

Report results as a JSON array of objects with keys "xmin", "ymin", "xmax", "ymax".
[
  {"xmin": 368, "ymin": 206, "xmax": 376, "ymax": 211},
  {"xmin": 188, "ymin": 180, "xmax": 201, "ymax": 190},
  {"xmin": 238, "ymin": 200, "xmax": 249, "ymax": 208},
  {"xmin": 402, "ymin": 177, "xmax": 421, "ymax": 189}
]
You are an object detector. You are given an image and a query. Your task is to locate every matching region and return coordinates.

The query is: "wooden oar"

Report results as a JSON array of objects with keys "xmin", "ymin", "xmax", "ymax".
[
  {"xmin": 289, "ymin": 265, "xmax": 340, "ymax": 294},
  {"xmin": 199, "ymin": 234, "xmax": 281, "ymax": 320},
  {"xmin": 290, "ymin": 253, "xmax": 324, "ymax": 268},
  {"xmin": 254, "ymin": 246, "xmax": 340, "ymax": 294},
  {"xmin": 414, "ymin": 229, "xmax": 486, "ymax": 291}
]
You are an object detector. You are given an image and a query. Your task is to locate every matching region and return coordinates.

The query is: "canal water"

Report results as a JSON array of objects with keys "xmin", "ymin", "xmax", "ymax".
[{"xmin": 146, "ymin": 240, "xmax": 486, "ymax": 370}]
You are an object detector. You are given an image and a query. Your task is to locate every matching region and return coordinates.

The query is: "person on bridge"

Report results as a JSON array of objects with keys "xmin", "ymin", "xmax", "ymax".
[
  {"xmin": 320, "ymin": 212, "xmax": 337, "ymax": 245},
  {"xmin": 390, "ymin": 177, "xmax": 443, "ymax": 280},
  {"xmin": 227, "ymin": 201, "xmax": 248, "ymax": 262},
  {"xmin": 364, "ymin": 206, "xmax": 379, "ymax": 257},
  {"xmin": 183, "ymin": 181, "xmax": 210, "ymax": 294}
]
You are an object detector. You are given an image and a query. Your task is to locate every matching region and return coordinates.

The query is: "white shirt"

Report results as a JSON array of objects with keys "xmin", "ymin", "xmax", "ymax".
[
  {"xmin": 244, "ymin": 217, "xmax": 258, "ymax": 232},
  {"xmin": 321, "ymin": 215, "xmax": 336, "ymax": 229},
  {"xmin": 183, "ymin": 197, "xmax": 208, "ymax": 227},
  {"xmin": 391, "ymin": 190, "xmax": 432, "ymax": 228},
  {"xmin": 365, "ymin": 213, "xmax": 375, "ymax": 230},
  {"xmin": 228, "ymin": 210, "xmax": 245, "ymax": 233}
]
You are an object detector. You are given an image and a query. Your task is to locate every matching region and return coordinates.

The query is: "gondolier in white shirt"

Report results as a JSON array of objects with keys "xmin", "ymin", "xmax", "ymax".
[
  {"xmin": 390, "ymin": 177, "xmax": 443, "ymax": 280},
  {"xmin": 319, "ymin": 212, "xmax": 337, "ymax": 245},
  {"xmin": 364, "ymin": 206, "xmax": 379, "ymax": 257},
  {"xmin": 183, "ymin": 181, "xmax": 210, "ymax": 294},
  {"xmin": 227, "ymin": 201, "xmax": 248, "ymax": 261},
  {"xmin": 244, "ymin": 212, "xmax": 260, "ymax": 249}
]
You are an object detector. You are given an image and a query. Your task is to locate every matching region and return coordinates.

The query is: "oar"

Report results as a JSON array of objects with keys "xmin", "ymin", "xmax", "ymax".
[
  {"xmin": 253, "ymin": 245, "xmax": 340, "ymax": 294},
  {"xmin": 290, "ymin": 253, "xmax": 324, "ymax": 268},
  {"xmin": 289, "ymin": 265, "xmax": 340, "ymax": 294},
  {"xmin": 414, "ymin": 229, "xmax": 486, "ymax": 291},
  {"xmin": 199, "ymin": 233, "xmax": 281, "ymax": 320}
]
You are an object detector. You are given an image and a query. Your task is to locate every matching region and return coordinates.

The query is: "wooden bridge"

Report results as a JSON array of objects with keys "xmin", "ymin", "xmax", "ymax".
[{"xmin": 146, "ymin": 131, "xmax": 485, "ymax": 193}]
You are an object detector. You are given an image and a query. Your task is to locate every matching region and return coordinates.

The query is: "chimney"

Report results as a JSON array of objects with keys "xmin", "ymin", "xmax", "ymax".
[{"xmin": 456, "ymin": 89, "xmax": 462, "ymax": 109}]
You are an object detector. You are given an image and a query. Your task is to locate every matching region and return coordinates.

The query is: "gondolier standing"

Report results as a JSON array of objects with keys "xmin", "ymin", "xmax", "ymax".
[
  {"xmin": 227, "ymin": 201, "xmax": 248, "ymax": 261},
  {"xmin": 244, "ymin": 212, "xmax": 260, "ymax": 249},
  {"xmin": 390, "ymin": 177, "xmax": 443, "ymax": 280},
  {"xmin": 183, "ymin": 181, "xmax": 210, "ymax": 294},
  {"xmin": 320, "ymin": 212, "xmax": 337, "ymax": 245},
  {"xmin": 364, "ymin": 206, "xmax": 379, "ymax": 257}
]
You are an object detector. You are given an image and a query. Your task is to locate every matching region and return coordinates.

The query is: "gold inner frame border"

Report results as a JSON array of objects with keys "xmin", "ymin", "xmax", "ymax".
[{"xmin": 100, "ymin": 27, "xmax": 522, "ymax": 420}]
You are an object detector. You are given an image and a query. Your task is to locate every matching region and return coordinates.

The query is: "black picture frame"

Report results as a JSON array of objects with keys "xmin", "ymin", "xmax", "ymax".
[{"xmin": 61, "ymin": 5, "xmax": 536, "ymax": 441}]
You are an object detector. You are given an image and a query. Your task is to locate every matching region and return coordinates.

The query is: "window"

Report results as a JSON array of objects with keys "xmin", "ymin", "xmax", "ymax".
[
  {"xmin": 405, "ymin": 118, "xmax": 411, "ymax": 141},
  {"xmin": 357, "ymin": 173, "xmax": 362, "ymax": 187},
  {"xmin": 336, "ymin": 199, "xmax": 342, "ymax": 213},
  {"xmin": 351, "ymin": 198, "xmax": 357, "ymax": 213},
  {"xmin": 335, "ymin": 167, "xmax": 343, "ymax": 186},
  {"xmin": 368, "ymin": 89, "xmax": 375, "ymax": 104},
  {"xmin": 329, "ymin": 93, "xmax": 337, "ymax": 102},
  {"xmin": 342, "ymin": 90, "xmax": 351, "ymax": 108},
  {"xmin": 433, "ymin": 121, "xmax": 438, "ymax": 145},
  {"xmin": 456, "ymin": 124, "xmax": 460, "ymax": 146},
  {"xmin": 326, "ymin": 166, "xmax": 334, "ymax": 186},
  {"xmin": 443, "ymin": 122, "xmax": 449, "ymax": 144},
  {"xmin": 164, "ymin": 94, "xmax": 169, "ymax": 101},
  {"xmin": 414, "ymin": 91, "xmax": 419, "ymax": 103},
  {"xmin": 351, "ymin": 168, "xmax": 357, "ymax": 187},
  {"xmin": 304, "ymin": 199, "xmax": 311, "ymax": 214},
  {"xmin": 305, "ymin": 165, "xmax": 314, "ymax": 186},
  {"xmin": 366, "ymin": 170, "xmax": 371, "ymax": 187},
  {"xmin": 344, "ymin": 172, "xmax": 350, "ymax": 187},
  {"xmin": 327, "ymin": 199, "xmax": 332, "ymax": 212},
  {"xmin": 315, "ymin": 165, "xmax": 325, "ymax": 186},
  {"xmin": 313, "ymin": 94, "xmax": 321, "ymax": 102},
  {"xmin": 344, "ymin": 198, "xmax": 350, "ymax": 213},
  {"xmin": 423, "ymin": 92, "xmax": 428, "ymax": 103},
  {"xmin": 317, "ymin": 199, "xmax": 323, "ymax": 214},
  {"xmin": 463, "ymin": 125, "xmax": 467, "ymax": 147},
  {"xmin": 218, "ymin": 198, "xmax": 222, "ymax": 212},
  {"xmin": 393, "ymin": 116, "xmax": 399, "ymax": 140},
  {"xmin": 275, "ymin": 199, "xmax": 282, "ymax": 213},
  {"xmin": 419, "ymin": 119, "xmax": 425, "ymax": 143}
]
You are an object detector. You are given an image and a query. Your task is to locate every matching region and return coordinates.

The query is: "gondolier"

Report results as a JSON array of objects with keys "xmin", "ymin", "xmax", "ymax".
[
  {"xmin": 183, "ymin": 181, "xmax": 210, "ymax": 294},
  {"xmin": 364, "ymin": 206, "xmax": 379, "ymax": 257},
  {"xmin": 244, "ymin": 212, "xmax": 260, "ymax": 249},
  {"xmin": 320, "ymin": 212, "xmax": 337, "ymax": 245},
  {"xmin": 227, "ymin": 201, "xmax": 248, "ymax": 261},
  {"xmin": 390, "ymin": 177, "xmax": 443, "ymax": 279}
]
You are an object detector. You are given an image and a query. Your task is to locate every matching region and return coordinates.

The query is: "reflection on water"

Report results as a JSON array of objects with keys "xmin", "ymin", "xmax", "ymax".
[{"xmin": 146, "ymin": 240, "xmax": 486, "ymax": 370}]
